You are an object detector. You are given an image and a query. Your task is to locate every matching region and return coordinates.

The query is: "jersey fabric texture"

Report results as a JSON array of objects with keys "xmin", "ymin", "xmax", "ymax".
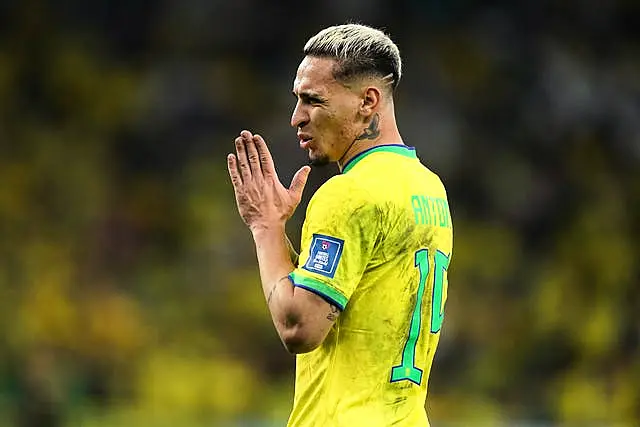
[{"xmin": 287, "ymin": 145, "xmax": 453, "ymax": 427}]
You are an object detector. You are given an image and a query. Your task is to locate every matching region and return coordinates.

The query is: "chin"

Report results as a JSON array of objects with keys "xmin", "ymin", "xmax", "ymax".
[
  {"xmin": 309, "ymin": 153, "xmax": 331, "ymax": 167},
  {"xmin": 306, "ymin": 145, "xmax": 331, "ymax": 166}
]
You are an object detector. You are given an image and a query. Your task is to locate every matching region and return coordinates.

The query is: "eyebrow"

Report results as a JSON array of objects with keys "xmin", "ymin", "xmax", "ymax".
[{"xmin": 292, "ymin": 90, "xmax": 325, "ymax": 101}]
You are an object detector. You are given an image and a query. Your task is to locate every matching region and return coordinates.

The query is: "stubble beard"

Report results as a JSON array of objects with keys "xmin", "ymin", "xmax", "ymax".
[
  {"xmin": 308, "ymin": 154, "xmax": 331, "ymax": 167},
  {"xmin": 307, "ymin": 146, "xmax": 331, "ymax": 167}
]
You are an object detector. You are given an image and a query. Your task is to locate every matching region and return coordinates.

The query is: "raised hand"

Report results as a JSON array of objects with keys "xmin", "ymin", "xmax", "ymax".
[{"xmin": 227, "ymin": 130, "xmax": 311, "ymax": 233}]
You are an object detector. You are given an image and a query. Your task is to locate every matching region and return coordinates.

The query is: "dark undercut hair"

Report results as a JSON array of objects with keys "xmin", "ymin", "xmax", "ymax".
[{"xmin": 303, "ymin": 24, "xmax": 402, "ymax": 93}]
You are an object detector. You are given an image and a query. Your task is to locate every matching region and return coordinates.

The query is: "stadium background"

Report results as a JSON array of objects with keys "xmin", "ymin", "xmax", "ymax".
[{"xmin": 0, "ymin": 0, "xmax": 638, "ymax": 426}]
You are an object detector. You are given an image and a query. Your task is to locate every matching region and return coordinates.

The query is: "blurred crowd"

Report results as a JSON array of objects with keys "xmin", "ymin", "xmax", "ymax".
[{"xmin": 0, "ymin": 0, "xmax": 638, "ymax": 426}]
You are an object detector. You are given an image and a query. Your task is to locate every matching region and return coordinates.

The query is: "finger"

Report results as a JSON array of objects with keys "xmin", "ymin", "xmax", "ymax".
[
  {"xmin": 227, "ymin": 153, "xmax": 243, "ymax": 189},
  {"xmin": 243, "ymin": 132, "xmax": 263, "ymax": 179},
  {"xmin": 253, "ymin": 134, "xmax": 276, "ymax": 177},
  {"xmin": 289, "ymin": 165, "xmax": 311, "ymax": 203},
  {"xmin": 235, "ymin": 136, "xmax": 252, "ymax": 182}
]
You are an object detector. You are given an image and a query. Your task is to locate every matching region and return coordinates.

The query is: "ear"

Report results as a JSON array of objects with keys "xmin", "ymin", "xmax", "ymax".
[{"xmin": 360, "ymin": 86, "xmax": 382, "ymax": 117}]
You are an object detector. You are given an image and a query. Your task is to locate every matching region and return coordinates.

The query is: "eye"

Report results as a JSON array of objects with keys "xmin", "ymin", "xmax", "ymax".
[
  {"xmin": 297, "ymin": 93, "xmax": 325, "ymax": 105},
  {"xmin": 309, "ymin": 96, "xmax": 328, "ymax": 106}
]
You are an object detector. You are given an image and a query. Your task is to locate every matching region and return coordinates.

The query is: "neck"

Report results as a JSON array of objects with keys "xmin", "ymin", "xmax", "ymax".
[{"xmin": 337, "ymin": 110, "xmax": 403, "ymax": 172}]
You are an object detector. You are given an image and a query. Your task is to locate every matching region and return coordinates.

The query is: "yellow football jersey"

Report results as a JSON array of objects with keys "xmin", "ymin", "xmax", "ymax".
[{"xmin": 287, "ymin": 145, "xmax": 453, "ymax": 427}]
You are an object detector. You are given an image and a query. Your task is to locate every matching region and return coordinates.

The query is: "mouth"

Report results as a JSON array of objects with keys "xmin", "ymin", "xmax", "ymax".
[{"xmin": 298, "ymin": 136, "xmax": 313, "ymax": 149}]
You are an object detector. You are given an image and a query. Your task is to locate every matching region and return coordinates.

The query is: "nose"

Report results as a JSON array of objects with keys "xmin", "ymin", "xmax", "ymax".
[{"xmin": 290, "ymin": 101, "xmax": 310, "ymax": 129}]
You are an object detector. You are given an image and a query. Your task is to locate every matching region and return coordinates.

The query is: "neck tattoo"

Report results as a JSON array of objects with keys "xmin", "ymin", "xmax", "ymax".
[{"xmin": 338, "ymin": 113, "xmax": 381, "ymax": 170}]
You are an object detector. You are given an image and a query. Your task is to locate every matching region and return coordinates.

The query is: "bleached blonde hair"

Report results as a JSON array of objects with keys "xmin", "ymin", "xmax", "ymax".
[{"xmin": 303, "ymin": 24, "xmax": 402, "ymax": 92}]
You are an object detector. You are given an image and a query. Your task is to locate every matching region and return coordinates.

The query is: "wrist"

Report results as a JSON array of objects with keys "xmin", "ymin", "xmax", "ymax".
[{"xmin": 250, "ymin": 223, "xmax": 286, "ymax": 240}]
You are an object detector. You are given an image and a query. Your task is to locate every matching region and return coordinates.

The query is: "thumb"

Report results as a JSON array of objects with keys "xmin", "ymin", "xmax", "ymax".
[{"xmin": 289, "ymin": 165, "xmax": 311, "ymax": 202}]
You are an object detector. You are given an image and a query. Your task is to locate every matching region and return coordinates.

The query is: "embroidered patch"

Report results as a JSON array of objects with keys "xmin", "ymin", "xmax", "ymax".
[{"xmin": 303, "ymin": 234, "xmax": 344, "ymax": 278}]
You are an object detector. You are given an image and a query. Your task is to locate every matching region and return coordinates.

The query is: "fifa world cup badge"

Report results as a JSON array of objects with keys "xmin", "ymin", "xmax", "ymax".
[{"xmin": 303, "ymin": 234, "xmax": 344, "ymax": 278}]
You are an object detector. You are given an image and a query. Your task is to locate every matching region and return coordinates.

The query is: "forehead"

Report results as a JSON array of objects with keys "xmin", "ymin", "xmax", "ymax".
[{"xmin": 292, "ymin": 56, "xmax": 340, "ymax": 95}]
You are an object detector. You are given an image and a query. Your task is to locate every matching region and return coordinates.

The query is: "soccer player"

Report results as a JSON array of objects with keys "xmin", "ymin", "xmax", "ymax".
[{"xmin": 227, "ymin": 24, "xmax": 453, "ymax": 427}]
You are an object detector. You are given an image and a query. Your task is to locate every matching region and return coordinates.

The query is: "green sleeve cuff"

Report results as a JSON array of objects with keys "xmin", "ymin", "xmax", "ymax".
[{"xmin": 289, "ymin": 271, "xmax": 348, "ymax": 311}]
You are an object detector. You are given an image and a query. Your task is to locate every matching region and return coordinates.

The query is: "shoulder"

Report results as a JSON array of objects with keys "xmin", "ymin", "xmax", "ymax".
[
  {"xmin": 309, "ymin": 173, "xmax": 377, "ymax": 211},
  {"xmin": 304, "ymin": 173, "xmax": 381, "ymax": 228}
]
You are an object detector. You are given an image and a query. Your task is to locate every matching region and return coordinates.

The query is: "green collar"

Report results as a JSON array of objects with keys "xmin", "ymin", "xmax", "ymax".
[{"xmin": 341, "ymin": 144, "xmax": 417, "ymax": 174}]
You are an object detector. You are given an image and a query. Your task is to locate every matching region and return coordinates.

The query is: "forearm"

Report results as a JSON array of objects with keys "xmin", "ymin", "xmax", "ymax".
[{"xmin": 252, "ymin": 226, "xmax": 299, "ymax": 332}]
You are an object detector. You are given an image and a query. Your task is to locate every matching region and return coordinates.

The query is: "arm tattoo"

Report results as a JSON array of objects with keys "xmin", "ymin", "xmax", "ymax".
[
  {"xmin": 267, "ymin": 282, "xmax": 277, "ymax": 305},
  {"xmin": 326, "ymin": 304, "xmax": 340, "ymax": 321},
  {"xmin": 355, "ymin": 113, "xmax": 380, "ymax": 141},
  {"xmin": 267, "ymin": 275, "xmax": 290, "ymax": 305}
]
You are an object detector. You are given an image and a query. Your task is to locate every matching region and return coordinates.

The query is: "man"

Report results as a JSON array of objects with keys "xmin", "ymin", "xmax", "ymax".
[{"xmin": 227, "ymin": 24, "xmax": 453, "ymax": 427}]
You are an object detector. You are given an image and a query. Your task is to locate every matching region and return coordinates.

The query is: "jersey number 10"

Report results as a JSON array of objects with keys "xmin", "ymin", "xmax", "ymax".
[{"xmin": 390, "ymin": 249, "xmax": 450, "ymax": 385}]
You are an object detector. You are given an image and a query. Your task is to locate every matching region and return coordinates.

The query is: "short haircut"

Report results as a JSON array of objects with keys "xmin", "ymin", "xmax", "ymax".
[{"xmin": 303, "ymin": 23, "xmax": 402, "ymax": 92}]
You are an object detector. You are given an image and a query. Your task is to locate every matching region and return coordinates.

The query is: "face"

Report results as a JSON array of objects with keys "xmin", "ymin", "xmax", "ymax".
[{"xmin": 291, "ymin": 56, "xmax": 363, "ymax": 166}]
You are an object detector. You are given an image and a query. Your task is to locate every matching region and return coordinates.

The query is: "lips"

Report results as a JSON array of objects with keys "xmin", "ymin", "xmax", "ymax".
[
  {"xmin": 300, "ymin": 139, "xmax": 312, "ymax": 149},
  {"xmin": 298, "ymin": 133, "xmax": 313, "ymax": 149}
]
